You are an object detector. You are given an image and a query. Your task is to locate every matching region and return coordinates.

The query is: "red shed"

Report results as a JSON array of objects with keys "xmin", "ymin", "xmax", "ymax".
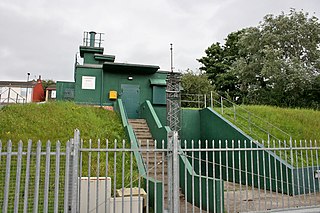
[{"xmin": 32, "ymin": 76, "xmax": 45, "ymax": 102}]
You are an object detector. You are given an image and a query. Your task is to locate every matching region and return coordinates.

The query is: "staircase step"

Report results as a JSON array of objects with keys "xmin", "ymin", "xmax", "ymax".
[{"xmin": 129, "ymin": 119, "xmax": 204, "ymax": 212}]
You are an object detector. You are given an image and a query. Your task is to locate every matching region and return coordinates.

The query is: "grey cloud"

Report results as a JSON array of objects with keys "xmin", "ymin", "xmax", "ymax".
[{"xmin": 0, "ymin": 0, "xmax": 319, "ymax": 81}]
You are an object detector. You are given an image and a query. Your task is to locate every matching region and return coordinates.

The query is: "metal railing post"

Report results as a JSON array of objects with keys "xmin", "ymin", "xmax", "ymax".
[
  {"xmin": 210, "ymin": 91, "xmax": 213, "ymax": 108},
  {"xmin": 220, "ymin": 96, "xmax": 224, "ymax": 114},
  {"xmin": 72, "ymin": 129, "xmax": 80, "ymax": 213},
  {"xmin": 248, "ymin": 112, "xmax": 252, "ymax": 134},
  {"xmin": 204, "ymin": 94, "xmax": 207, "ymax": 108},
  {"xmin": 233, "ymin": 104, "xmax": 236, "ymax": 121},
  {"xmin": 7, "ymin": 88, "xmax": 10, "ymax": 104}
]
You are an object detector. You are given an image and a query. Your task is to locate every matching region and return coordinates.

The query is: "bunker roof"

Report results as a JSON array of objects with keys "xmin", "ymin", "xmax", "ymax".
[{"xmin": 103, "ymin": 62, "xmax": 160, "ymax": 74}]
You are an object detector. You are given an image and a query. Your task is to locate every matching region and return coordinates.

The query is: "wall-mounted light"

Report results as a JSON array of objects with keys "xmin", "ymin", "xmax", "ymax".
[{"xmin": 128, "ymin": 76, "xmax": 133, "ymax": 80}]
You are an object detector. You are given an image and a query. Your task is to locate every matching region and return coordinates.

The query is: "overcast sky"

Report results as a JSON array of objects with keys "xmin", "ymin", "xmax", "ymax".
[{"xmin": 0, "ymin": 0, "xmax": 319, "ymax": 82}]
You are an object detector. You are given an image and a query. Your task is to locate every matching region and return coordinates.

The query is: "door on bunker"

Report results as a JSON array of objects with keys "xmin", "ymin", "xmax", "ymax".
[{"xmin": 120, "ymin": 84, "xmax": 140, "ymax": 119}]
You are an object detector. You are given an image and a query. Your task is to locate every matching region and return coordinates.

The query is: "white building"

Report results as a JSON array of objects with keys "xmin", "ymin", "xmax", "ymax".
[{"xmin": 0, "ymin": 81, "xmax": 36, "ymax": 104}]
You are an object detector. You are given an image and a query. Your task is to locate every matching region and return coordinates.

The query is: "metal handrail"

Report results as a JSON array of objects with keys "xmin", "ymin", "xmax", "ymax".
[
  {"xmin": 212, "ymin": 95, "xmax": 292, "ymax": 142},
  {"xmin": 181, "ymin": 91, "xmax": 292, "ymax": 143},
  {"xmin": 217, "ymin": 95, "xmax": 291, "ymax": 138}
]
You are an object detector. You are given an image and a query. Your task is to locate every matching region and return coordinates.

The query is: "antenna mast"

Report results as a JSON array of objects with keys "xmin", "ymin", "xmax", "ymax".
[
  {"xmin": 166, "ymin": 43, "xmax": 181, "ymax": 212},
  {"xmin": 170, "ymin": 43, "xmax": 173, "ymax": 72},
  {"xmin": 166, "ymin": 43, "xmax": 181, "ymax": 133}
]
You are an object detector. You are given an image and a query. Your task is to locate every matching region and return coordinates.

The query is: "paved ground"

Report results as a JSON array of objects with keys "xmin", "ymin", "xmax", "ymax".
[{"xmin": 224, "ymin": 182, "xmax": 320, "ymax": 213}]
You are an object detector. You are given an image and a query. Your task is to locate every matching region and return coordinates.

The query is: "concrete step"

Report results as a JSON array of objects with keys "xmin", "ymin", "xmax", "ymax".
[
  {"xmin": 128, "ymin": 119, "xmax": 146, "ymax": 123},
  {"xmin": 135, "ymin": 131, "xmax": 152, "ymax": 135},
  {"xmin": 130, "ymin": 125, "xmax": 149, "ymax": 129},
  {"xmin": 136, "ymin": 135, "xmax": 153, "ymax": 140}
]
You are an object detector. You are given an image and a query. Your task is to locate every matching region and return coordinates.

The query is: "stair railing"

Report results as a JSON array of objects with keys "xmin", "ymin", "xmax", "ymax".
[{"xmin": 181, "ymin": 91, "xmax": 292, "ymax": 145}]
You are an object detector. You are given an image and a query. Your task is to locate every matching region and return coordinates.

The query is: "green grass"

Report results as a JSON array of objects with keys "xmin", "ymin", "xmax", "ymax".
[
  {"xmin": 214, "ymin": 105, "xmax": 320, "ymax": 167},
  {"xmin": 242, "ymin": 105, "xmax": 320, "ymax": 140},
  {"xmin": 214, "ymin": 105, "xmax": 320, "ymax": 141},
  {"xmin": 0, "ymin": 101, "xmax": 126, "ymax": 143},
  {"xmin": 0, "ymin": 102, "xmax": 140, "ymax": 211}
]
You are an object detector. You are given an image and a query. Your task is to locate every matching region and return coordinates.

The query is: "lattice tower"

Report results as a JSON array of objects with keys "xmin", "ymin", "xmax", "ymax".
[{"xmin": 166, "ymin": 72, "xmax": 181, "ymax": 133}]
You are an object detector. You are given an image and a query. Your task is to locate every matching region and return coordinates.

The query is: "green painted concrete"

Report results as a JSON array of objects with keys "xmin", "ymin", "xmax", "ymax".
[
  {"xmin": 79, "ymin": 46, "xmax": 104, "ymax": 64},
  {"xmin": 72, "ymin": 67, "xmax": 167, "ymax": 116},
  {"xmin": 114, "ymin": 99, "xmax": 163, "ymax": 212},
  {"xmin": 58, "ymin": 36, "xmax": 168, "ymax": 117},
  {"xmin": 74, "ymin": 66, "xmax": 103, "ymax": 105},
  {"xmin": 180, "ymin": 154, "xmax": 224, "ymax": 213},
  {"xmin": 141, "ymin": 101, "xmax": 224, "ymax": 212},
  {"xmin": 140, "ymin": 101, "xmax": 169, "ymax": 147},
  {"xmin": 179, "ymin": 107, "xmax": 319, "ymax": 195},
  {"xmin": 294, "ymin": 167, "xmax": 320, "ymax": 194},
  {"xmin": 153, "ymin": 106, "xmax": 166, "ymax": 126},
  {"xmin": 56, "ymin": 81, "xmax": 75, "ymax": 101},
  {"xmin": 199, "ymin": 108, "xmax": 295, "ymax": 194},
  {"xmin": 181, "ymin": 109, "xmax": 201, "ymax": 142}
]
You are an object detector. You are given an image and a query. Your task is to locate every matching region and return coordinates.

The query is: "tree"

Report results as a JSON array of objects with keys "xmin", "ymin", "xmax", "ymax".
[
  {"xmin": 199, "ymin": 9, "xmax": 320, "ymax": 108},
  {"xmin": 198, "ymin": 31, "xmax": 244, "ymax": 100},
  {"xmin": 181, "ymin": 70, "xmax": 215, "ymax": 107},
  {"xmin": 234, "ymin": 9, "xmax": 320, "ymax": 107}
]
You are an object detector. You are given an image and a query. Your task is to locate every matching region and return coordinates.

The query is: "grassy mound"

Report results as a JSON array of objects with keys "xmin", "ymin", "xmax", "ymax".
[
  {"xmin": 215, "ymin": 105, "xmax": 320, "ymax": 141},
  {"xmin": 0, "ymin": 101, "xmax": 127, "ymax": 143},
  {"xmin": 243, "ymin": 105, "xmax": 320, "ymax": 140},
  {"xmin": 0, "ymin": 102, "xmax": 139, "ymax": 212}
]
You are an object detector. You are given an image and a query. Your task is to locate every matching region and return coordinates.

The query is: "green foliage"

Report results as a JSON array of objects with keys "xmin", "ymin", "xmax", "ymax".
[
  {"xmin": 181, "ymin": 70, "xmax": 215, "ymax": 107},
  {"xmin": 198, "ymin": 31, "xmax": 244, "ymax": 99},
  {"xmin": 181, "ymin": 69, "xmax": 215, "ymax": 94},
  {"xmin": 0, "ymin": 101, "xmax": 127, "ymax": 143},
  {"xmin": 199, "ymin": 9, "xmax": 320, "ymax": 108},
  {"xmin": 234, "ymin": 9, "xmax": 320, "ymax": 107},
  {"xmin": 41, "ymin": 79, "xmax": 55, "ymax": 90}
]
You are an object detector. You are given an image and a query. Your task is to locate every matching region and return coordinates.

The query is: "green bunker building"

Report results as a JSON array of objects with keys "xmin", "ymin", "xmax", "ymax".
[{"xmin": 57, "ymin": 31, "xmax": 168, "ymax": 118}]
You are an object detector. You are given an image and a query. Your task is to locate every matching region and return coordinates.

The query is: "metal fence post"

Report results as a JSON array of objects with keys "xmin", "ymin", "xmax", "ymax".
[
  {"xmin": 72, "ymin": 129, "xmax": 80, "ymax": 213},
  {"xmin": 3, "ymin": 141, "xmax": 12, "ymax": 213},
  {"xmin": 64, "ymin": 141, "xmax": 71, "ymax": 213},
  {"xmin": 167, "ymin": 132, "xmax": 173, "ymax": 212},
  {"xmin": 168, "ymin": 131, "xmax": 180, "ymax": 212},
  {"xmin": 172, "ymin": 131, "xmax": 180, "ymax": 213}
]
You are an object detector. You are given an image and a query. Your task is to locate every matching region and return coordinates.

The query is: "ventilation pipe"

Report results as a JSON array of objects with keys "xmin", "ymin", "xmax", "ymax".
[{"xmin": 89, "ymin": 31, "xmax": 96, "ymax": 47}]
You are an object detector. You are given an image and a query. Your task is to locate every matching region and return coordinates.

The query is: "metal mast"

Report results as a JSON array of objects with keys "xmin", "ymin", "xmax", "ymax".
[
  {"xmin": 166, "ymin": 44, "xmax": 181, "ymax": 133},
  {"xmin": 166, "ymin": 43, "xmax": 181, "ymax": 212}
]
